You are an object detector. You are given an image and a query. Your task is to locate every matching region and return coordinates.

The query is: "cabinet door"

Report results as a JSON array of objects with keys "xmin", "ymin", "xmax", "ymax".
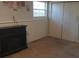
[
  {"xmin": 49, "ymin": 3, "xmax": 63, "ymax": 39},
  {"xmin": 0, "ymin": 40, "xmax": 2, "ymax": 57},
  {"xmin": 62, "ymin": 2, "xmax": 78, "ymax": 42},
  {"xmin": 6, "ymin": 27, "xmax": 27, "ymax": 53}
]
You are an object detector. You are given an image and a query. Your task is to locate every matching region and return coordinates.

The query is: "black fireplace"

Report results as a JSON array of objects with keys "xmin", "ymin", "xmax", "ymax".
[{"xmin": 0, "ymin": 25, "xmax": 28, "ymax": 57}]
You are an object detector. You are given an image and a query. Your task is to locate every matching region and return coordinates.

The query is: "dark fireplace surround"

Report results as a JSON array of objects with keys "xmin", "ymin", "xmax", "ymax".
[{"xmin": 0, "ymin": 25, "xmax": 28, "ymax": 57}]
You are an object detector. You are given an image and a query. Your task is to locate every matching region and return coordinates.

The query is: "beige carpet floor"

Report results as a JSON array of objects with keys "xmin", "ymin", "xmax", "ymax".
[{"xmin": 5, "ymin": 36, "xmax": 79, "ymax": 58}]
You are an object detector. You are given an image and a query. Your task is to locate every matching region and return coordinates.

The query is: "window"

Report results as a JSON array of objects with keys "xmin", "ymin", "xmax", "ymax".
[{"xmin": 33, "ymin": 2, "xmax": 47, "ymax": 17}]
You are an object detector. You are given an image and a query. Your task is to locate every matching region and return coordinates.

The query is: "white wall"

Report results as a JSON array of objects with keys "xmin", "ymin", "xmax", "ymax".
[{"xmin": 0, "ymin": 1, "xmax": 48, "ymax": 43}]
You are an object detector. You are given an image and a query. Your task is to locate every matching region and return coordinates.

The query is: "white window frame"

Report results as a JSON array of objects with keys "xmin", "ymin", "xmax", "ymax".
[{"xmin": 33, "ymin": 1, "xmax": 47, "ymax": 17}]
